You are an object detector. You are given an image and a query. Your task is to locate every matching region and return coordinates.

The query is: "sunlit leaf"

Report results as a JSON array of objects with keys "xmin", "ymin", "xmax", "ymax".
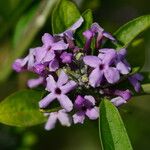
[
  {"xmin": 0, "ymin": 90, "xmax": 46, "ymax": 127},
  {"xmin": 114, "ymin": 15, "xmax": 150, "ymax": 49},
  {"xmin": 52, "ymin": 0, "xmax": 81, "ymax": 34},
  {"xmin": 99, "ymin": 99, "xmax": 133, "ymax": 150}
]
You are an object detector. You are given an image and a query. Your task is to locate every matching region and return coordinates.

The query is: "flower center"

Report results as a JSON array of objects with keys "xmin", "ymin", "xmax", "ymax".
[
  {"xmin": 81, "ymin": 106, "xmax": 87, "ymax": 111},
  {"xmin": 55, "ymin": 88, "xmax": 61, "ymax": 95},
  {"xmin": 48, "ymin": 46, "xmax": 52, "ymax": 51},
  {"xmin": 99, "ymin": 64, "xmax": 105, "ymax": 70}
]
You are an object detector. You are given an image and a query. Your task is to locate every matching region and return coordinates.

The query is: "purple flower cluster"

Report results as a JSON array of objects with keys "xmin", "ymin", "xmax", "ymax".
[{"xmin": 13, "ymin": 17, "xmax": 143, "ymax": 130}]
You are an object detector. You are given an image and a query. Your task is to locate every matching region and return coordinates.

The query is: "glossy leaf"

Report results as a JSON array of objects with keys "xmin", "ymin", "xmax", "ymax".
[
  {"xmin": 52, "ymin": 0, "xmax": 81, "ymax": 34},
  {"xmin": 75, "ymin": 9, "xmax": 93, "ymax": 47},
  {"xmin": 99, "ymin": 99, "xmax": 133, "ymax": 150},
  {"xmin": 0, "ymin": 90, "xmax": 46, "ymax": 127},
  {"xmin": 114, "ymin": 15, "xmax": 150, "ymax": 49}
]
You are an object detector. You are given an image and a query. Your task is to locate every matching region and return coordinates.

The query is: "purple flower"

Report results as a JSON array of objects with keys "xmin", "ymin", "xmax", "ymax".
[
  {"xmin": 83, "ymin": 49, "xmax": 120, "ymax": 87},
  {"xmin": 83, "ymin": 23, "xmax": 115, "ymax": 49},
  {"xmin": 128, "ymin": 73, "xmax": 143, "ymax": 92},
  {"xmin": 44, "ymin": 109, "xmax": 71, "ymax": 131},
  {"xmin": 60, "ymin": 52, "xmax": 73, "ymax": 64},
  {"xmin": 35, "ymin": 33, "xmax": 68, "ymax": 64},
  {"xmin": 111, "ymin": 89, "xmax": 132, "ymax": 106},
  {"xmin": 56, "ymin": 17, "xmax": 83, "ymax": 49},
  {"xmin": 115, "ymin": 49, "xmax": 131, "ymax": 74},
  {"xmin": 73, "ymin": 95, "xmax": 99, "ymax": 124},
  {"xmin": 39, "ymin": 71, "xmax": 77, "ymax": 112},
  {"xmin": 13, "ymin": 48, "xmax": 35, "ymax": 72},
  {"xmin": 98, "ymin": 48, "xmax": 131, "ymax": 75}
]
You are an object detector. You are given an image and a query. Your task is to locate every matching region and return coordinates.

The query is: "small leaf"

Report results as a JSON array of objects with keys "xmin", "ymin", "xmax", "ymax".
[
  {"xmin": 99, "ymin": 99, "xmax": 133, "ymax": 150},
  {"xmin": 0, "ymin": 90, "xmax": 46, "ymax": 127},
  {"xmin": 114, "ymin": 15, "xmax": 150, "ymax": 49},
  {"xmin": 75, "ymin": 9, "xmax": 93, "ymax": 47},
  {"xmin": 52, "ymin": 0, "xmax": 81, "ymax": 34}
]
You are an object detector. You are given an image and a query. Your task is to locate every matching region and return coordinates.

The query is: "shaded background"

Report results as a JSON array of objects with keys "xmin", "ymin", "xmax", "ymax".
[{"xmin": 0, "ymin": 0, "xmax": 150, "ymax": 149}]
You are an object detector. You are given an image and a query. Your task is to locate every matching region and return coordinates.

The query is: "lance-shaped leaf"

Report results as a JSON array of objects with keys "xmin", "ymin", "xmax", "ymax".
[
  {"xmin": 114, "ymin": 15, "xmax": 150, "ymax": 49},
  {"xmin": 0, "ymin": 90, "xmax": 46, "ymax": 127},
  {"xmin": 52, "ymin": 0, "xmax": 81, "ymax": 34},
  {"xmin": 112, "ymin": 15, "xmax": 150, "ymax": 70},
  {"xmin": 99, "ymin": 99, "xmax": 133, "ymax": 150}
]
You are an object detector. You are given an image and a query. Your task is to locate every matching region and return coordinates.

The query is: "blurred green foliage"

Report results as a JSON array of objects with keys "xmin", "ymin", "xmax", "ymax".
[{"xmin": 0, "ymin": 0, "xmax": 150, "ymax": 150}]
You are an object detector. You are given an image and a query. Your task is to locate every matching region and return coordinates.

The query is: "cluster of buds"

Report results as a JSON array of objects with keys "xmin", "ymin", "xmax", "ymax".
[{"xmin": 13, "ymin": 17, "xmax": 143, "ymax": 130}]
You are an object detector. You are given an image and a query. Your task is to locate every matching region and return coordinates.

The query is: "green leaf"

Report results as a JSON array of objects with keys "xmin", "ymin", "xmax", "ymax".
[
  {"xmin": 99, "ymin": 99, "xmax": 133, "ymax": 150},
  {"xmin": 75, "ymin": 9, "xmax": 93, "ymax": 47},
  {"xmin": 52, "ymin": 0, "xmax": 81, "ymax": 34},
  {"xmin": 114, "ymin": 15, "xmax": 150, "ymax": 49},
  {"xmin": 0, "ymin": 90, "xmax": 46, "ymax": 127},
  {"xmin": 127, "ymin": 38, "xmax": 145, "ymax": 68}
]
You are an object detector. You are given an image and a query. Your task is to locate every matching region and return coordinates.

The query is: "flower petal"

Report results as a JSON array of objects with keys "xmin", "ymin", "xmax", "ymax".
[
  {"xmin": 51, "ymin": 40, "xmax": 68, "ymax": 51},
  {"xmin": 46, "ymin": 75, "xmax": 57, "ymax": 92},
  {"xmin": 104, "ymin": 67, "xmax": 120, "ymax": 84},
  {"xmin": 42, "ymin": 33, "xmax": 54, "ymax": 46},
  {"xmin": 74, "ymin": 95, "xmax": 85, "ymax": 109},
  {"xmin": 83, "ymin": 56, "xmax": 101, "ymax": 68},
  {"xmin": 111, "ymin": 97, "xmax": 126, "ymax": 107},
  {"xmin": 68, "ymin": 17, "xmax": 84, "ymax": 31},
  {"xmin": 27, "ymin": 77, "xmax": 44, "ymax": 88},
  {"xmin": 57, "ymin": 71, "xmax": 68, "ymax": 86},
  {"xmin": 49, "ymin": 58, "xmax": 59, "ymax": 72},
  {"xmin": 58, "ymin": 109, "xmax": 72, "ymax": 127},
  {"xmin": 86, "ymin": 107, "xmax": 99, "ymax": 120},
  {"xmin": 73, "ymin": 112, "xmax": 85, "ymax": 124},
  {"xmin": 43, "ymin": 50, "xmax": 55, "ymax": 62},
  {"xmin": 61, "ymin": 81, "xmax": 77, "ymax": 94},
  {"xmin": 89, "ymin": 68, "xmax": 103, "ymax": 87},
  {"xmin": 58, "ymin": 95, "xmax": 73, "ymax": 112},
  {"xmin": 44, "ymin": 112, "xmax": 57, "ymax": 130},
  {"xmin": 116, "ymin": 61, "xmax": 130, "ymax": 74},
  {"xmin": 103, "ymin": 32, "xmax": 115, "ymax": 41},
  {"xmin": 35, "ymin": 47, "xmax": 47, "ymax": 63},
  {"xmin": 39, "ymin": 93, "xmax": 56, "ymax": 108},
  {"xmin": 84, "ymin": 95, "xmax": 96, "ymax": 105}
]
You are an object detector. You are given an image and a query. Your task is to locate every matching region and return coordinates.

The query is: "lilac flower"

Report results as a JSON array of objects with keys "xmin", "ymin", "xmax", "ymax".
[
  {"xmin": 83, "ymin": 50, "xmax": 120, "ymax": 87},
  {"xmin": 39, "ymin": 71, "xmax": 77, "ymax": 112},
  {"xmin": 111, "ymin": 89, "xmax": 132, "ymax": 106},
  {"xmin": 60, "ymin": 52, "xmax": 73, "ymax": 64},
  {"xmin": 83, "ymin": 23, "xmax": 115, "ymax": 49},
  {"xmin": 73, "ymin": 95, "xmax": 99, "ymax": 124},
  {"xmin": 13, "ymin": 48, "xmax": 35, "ymax": 72},
  {"xmin": 56, "ymin": 17, "xmax": 83, "ymax": 49},
  {"xmin": 35, "ymin": 33, "xmax": 68, "ymax": 64},
  {"xmin": 44, "ymin": 109, "xmax": 71, "ymax": 131},
  {"xmin": 115, "ymin": 49, "xmax": 131, "ymax": 74},
  {"xmin": 128, "ymin": 73, "xmax": 143, "ymax": 92},
  {"xmin": 98, "ymin": 48, "xmax": 131, "ymax": 75}
]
